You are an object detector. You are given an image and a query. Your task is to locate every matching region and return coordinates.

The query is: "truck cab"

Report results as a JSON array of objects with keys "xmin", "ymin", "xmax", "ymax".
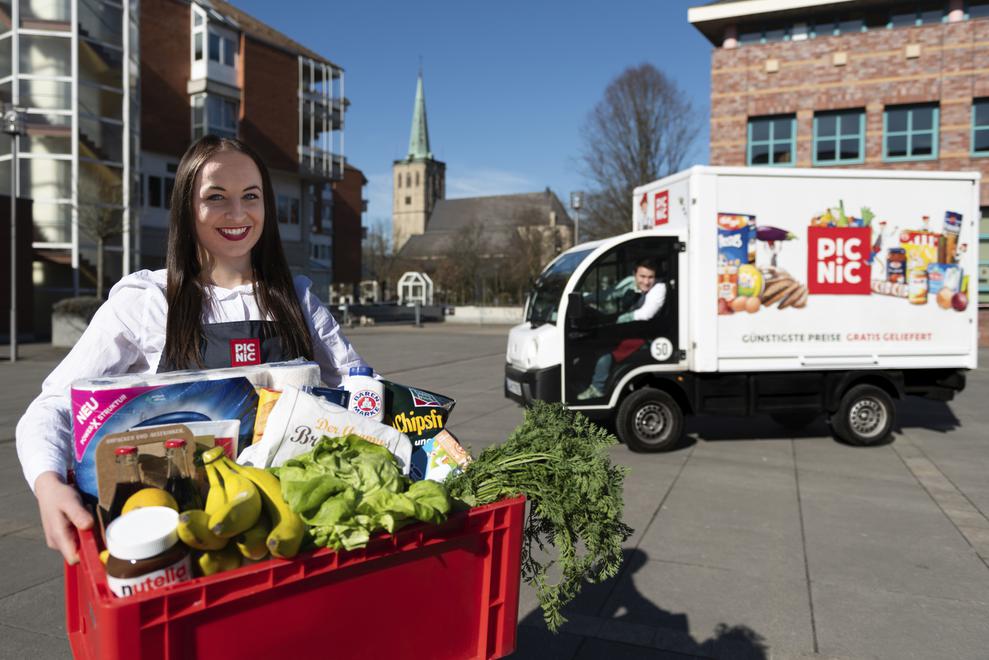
[{"xmin": 506, "ymin": 229, "xmax": 688, "ymax": 450}]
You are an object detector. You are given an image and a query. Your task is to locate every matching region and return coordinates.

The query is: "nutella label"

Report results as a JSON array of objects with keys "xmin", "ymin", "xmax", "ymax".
[{"xmin": 107, "ymin": 555, "xmax": 192, "ymax": 598}]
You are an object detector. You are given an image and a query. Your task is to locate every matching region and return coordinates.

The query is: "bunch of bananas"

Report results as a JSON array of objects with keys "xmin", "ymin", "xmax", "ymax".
[{"xmin": 176, "ymin": 446, "xmax": 306, "ymax": 576}]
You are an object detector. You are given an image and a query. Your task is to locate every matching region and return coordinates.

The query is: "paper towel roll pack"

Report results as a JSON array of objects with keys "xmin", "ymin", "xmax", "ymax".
[{"xmin": 70, "ymin": 361, "xmax": 320, "ymax": 499}]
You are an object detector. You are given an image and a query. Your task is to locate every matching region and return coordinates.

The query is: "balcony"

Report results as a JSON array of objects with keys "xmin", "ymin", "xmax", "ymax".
[{"xmin": 298, "ymin": 146, "xmax": 343, "ymax": 181}]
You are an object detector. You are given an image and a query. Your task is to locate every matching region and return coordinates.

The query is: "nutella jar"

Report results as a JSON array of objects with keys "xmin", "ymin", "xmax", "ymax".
[{"xmin": 105, "ymin": 506, "xmax": 192, "ymax": 598}]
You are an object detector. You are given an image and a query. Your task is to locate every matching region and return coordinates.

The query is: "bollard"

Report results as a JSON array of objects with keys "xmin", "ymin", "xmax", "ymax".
[{"xmin": 414, "ymin": 302, "xmax": 422, "ymax": 328}]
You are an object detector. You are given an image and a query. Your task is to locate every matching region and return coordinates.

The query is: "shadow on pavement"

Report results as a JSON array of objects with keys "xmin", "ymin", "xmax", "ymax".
[
  {"xmin": 512, "ymin": 549, "xmax": 768, "ymax": 660},
  {"xmin": 675, "ymin": 396, "xmax": 960, "ymax": 445}
]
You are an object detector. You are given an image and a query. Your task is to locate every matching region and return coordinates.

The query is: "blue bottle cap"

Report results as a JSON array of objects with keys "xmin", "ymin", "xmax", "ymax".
[{"xmin": 349, "ymin": 366, "xmax": 373, "ymax": 377}]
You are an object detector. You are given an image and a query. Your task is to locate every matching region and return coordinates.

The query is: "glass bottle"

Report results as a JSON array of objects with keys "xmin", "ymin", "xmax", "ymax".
[
  {"xmin": 107, "ymin": 446, "xmax": 144, "ymax": 523},
  {"xmin": 164, "ymin": 439, "xmax": 202, "ymax": 512}
]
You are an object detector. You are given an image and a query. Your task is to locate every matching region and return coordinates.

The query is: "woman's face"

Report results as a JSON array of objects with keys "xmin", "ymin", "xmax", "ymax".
[{"xmin": 193, "ymin": 150, "xmax": 264, "ymax": 265}]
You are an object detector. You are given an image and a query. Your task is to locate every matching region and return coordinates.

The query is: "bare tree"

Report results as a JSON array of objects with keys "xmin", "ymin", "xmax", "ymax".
[
  {"xmin": 434, "ymin": 221, "xmax": 488, "ymax": 304},
  {"xmin": 580, "ymin": 63, "xmax": 701, "ymax": 239},
  {"xmin": 503, "ymin": 224, "xmax": 555, "ymax": 304},
  {"xmin": 77, "ymin": 179, "xmax": 124, "ymax": 299},
  {"xmin": 362, "ymin": 219, "xmax": 401, "ymax": 301}
]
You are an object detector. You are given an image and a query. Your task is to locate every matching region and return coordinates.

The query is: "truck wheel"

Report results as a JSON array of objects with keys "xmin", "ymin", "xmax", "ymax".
[
  {"xmin": 770, "ymin": 412, "xmax": 818, "ymax": 430},
  {"xmin": 831, "ymin": 384, "xmax": 895, "ymax": 446},
  {"xmin": 616, "ymin": 388, "xmax": 684, "ymax": 453}
]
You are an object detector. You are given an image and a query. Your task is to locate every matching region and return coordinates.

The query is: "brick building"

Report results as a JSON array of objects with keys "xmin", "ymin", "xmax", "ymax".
[
  {"xmin": 689, "ymin": 0, "xmax": 989, "ymax": 314},
  {"xmin": 139, "ymin": 0, "xmax": 363, "ymax": 295}
]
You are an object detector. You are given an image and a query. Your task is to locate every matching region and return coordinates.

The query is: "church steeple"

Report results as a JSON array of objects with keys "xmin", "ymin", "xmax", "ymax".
[
  {"xmin": 393, "ymin": 69, "xmax": 445, "ymax": 252},
  {"xmin": 406, "ymin": 72, "xmax": 432, "ymax": 160}
]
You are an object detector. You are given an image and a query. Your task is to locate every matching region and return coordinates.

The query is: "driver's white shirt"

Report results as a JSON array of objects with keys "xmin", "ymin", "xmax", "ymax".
[{"xmin": 630, "ymin": 282, "xmax": 667, "ymax": 321}]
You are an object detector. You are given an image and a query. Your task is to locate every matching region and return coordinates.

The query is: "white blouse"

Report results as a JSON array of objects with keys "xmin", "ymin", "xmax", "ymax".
[{"xmin": 15, "ymin": 269, "xmax": 370, "ymax": 491}]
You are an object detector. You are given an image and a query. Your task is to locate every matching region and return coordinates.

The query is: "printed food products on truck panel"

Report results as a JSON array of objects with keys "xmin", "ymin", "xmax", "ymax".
[{"xmin": 632, "ymin": 167, "xmax": 979, "ymax": 372}]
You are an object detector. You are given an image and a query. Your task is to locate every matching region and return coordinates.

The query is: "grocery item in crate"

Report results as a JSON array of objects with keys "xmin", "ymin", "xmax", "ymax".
[
  {"xmin": 341, "ymin": 366, "xmax": 385, "ymax": 422},
  {"xmin": 277, "ymin": 435, "xmax": 451, "ymax": 551},
  {"xmin": 104, "ymin": 506, "xmax": 192, "ymax": 598},
  {"xmin": 253, "ymin": 387, "xmax": 348, "ymax": 446},
  {"xmin": 72, "ymin": 375, "xmax": 258, "ymax": 499},
  {"xmin": 302, "ymin": 386, "xmax": 349, "ymax": 408},
  {"xmin": 252, "ymin": 388, "xmax": 281, "ymax": 445},
  {"xmin": 383, "ymin": 380, "xmax": 457, "ymax": 480},
  {"xmin": 237, "ymin": 386, "xmax": 412, "ymax": 474},
  {"xmin": 94, "ymin": 424, "xmax": 197, "ymax": 528},
  {"xmin": 415, "ymin": 429, "xmax": 471, "ymax": 483}
]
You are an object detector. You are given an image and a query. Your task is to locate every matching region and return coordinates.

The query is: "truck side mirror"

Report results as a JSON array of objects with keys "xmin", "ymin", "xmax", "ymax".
[{"xmin": 568, "ymin": 293, "xmax": 584, "ymax": 321}]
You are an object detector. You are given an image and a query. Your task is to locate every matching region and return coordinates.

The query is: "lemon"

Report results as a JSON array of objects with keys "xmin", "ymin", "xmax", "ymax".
[
  {"xmin": 122, "ymin": 488, "xmax": 178, "ymax": 515},
  {"xmin": 99, "ymin": 549, "xmax": 110, "ymax": 565}
]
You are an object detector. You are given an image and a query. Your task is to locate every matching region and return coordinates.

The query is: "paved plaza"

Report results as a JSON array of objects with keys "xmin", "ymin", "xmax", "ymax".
[{"xmin": 1, "ymin": 325, "xmax": 988, "ymax": 659}]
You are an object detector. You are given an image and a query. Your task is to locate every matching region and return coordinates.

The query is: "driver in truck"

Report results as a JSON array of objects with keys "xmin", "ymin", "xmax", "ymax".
[{"xmin": 577, "ymin": 258, "xmax": 667, "ymax": 400}]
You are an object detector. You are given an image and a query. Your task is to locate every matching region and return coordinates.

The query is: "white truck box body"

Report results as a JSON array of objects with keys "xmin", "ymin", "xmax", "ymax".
[{"xmin": 632, "ymin": 166, "xmax": 980, "ymax": 374}]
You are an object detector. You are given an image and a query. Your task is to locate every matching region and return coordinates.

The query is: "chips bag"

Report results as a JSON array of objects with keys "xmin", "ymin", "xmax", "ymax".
[{"xmin": 382, "ymin": 381, "xmax": 460, "ymax": 481}]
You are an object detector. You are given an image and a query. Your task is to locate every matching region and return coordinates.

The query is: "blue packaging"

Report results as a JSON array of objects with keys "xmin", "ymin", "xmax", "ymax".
[
  {"xmin": 303, "ymin": 386, "xmax": 349, "ymax": 408},
  {"xmin": 71, "ymin": 377, "xmax": 258, "ymax": 499}
]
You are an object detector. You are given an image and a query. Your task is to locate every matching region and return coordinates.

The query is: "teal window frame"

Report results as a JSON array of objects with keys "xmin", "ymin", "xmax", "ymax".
[
  {"xmin": 972, "ymin": 99, "xmax": 989, "ymax": 157},
  {"xmin": 883, "ymin": 104, "xmax": 939, "ymax": 162},
  {"xmin": 747, "ymin": 115, "xmax": 797, "ymax": 167},
  {"xmin": 980, "ymin": 211, "xmax": 989, "ymax": 304},
  {"xmin": 813, "ymin": 109, "xmax": 865, "ymax": 165}
]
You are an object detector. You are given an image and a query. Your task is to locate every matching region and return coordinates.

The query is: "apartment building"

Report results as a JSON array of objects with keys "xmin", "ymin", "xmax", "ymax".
[
  {"xmin": 140, "ymin": 0, "xmax": 361, "ymax": 296},
  {"xmin": 0, "ymin": 0, "xmax": 362, "ymax": 339},
  {"xmin": 689, "ymin": 0, "xmax": 989, "ymax": 309},
  {"xmin": 0, "ymin": 0, "xmax": 140, "ymax": 336}
]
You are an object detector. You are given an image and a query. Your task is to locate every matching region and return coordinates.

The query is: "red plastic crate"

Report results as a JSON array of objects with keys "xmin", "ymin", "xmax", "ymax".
[{"xmin": 65, "ymin": 496, "xmax": 525, "ymax": 660}]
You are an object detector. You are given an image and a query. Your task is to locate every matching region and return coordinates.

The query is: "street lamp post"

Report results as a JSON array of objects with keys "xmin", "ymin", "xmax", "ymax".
[
  {"xmin": 569, "ymin": 191, "xmax": 584, "ymax": 246},
  {"xmin": 3, "ymin": 107, "xmax": 23, "ymax": 363}
]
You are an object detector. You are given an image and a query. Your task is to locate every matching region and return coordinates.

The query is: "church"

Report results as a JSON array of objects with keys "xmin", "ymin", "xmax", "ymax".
[{"xmin": 392, "ymin": 74, "xmax": 574, "ymax": 286}]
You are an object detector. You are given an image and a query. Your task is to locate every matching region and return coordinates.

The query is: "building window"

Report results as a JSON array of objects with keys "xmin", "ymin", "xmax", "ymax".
[
  {"xmin": 192, "ymin": 6, "xmax": 206, "ymax": 62},
  {"xmin": 972, "ymin": 99, "xmax": 989, "ymax": 156},
  {"xmin": 277, "ymin": 194, "xmax": 300, "ymax": 225},
  {"xmin": 146, "ymin": 173, "xmax": 176, "ymax": 209},
  {"xmin": 884, "ymin": 104, "xmax": 938, "ymax": 161},
  {"xmin": 148, "ymin": 175, "xmax": 162, "ymax": 207},
  {"xmin": 406, "ymin": 174, "xmax": 411, "ymax": 187},
  {"xmin": 415, "ymin": 172, "xmax": 419, "ymax": 186},
  {"xmin": 747, "ymin": 115, "xmax": 796, "ymax": 166},
  {"xmin": 207, "ymin": 31, "xmax": 236, "ymax": 66},
  {"xmin": 405, "ymin": 196, "xmax": 411, "ymax": 205},
  {"xmin": 980, "ymin": 209, "xmax": 989, "ymax": 305},
  {"xmin": 888, "ymin": 7, "xmax": 943, "ymax": 28},
  {"xmin": 397, "ymin": 174, "xmax": 401, "ymax": 188},
  {"xmin": 814, "ymin": 109, "xmax": 865, "ymax": 165},
  {"xmin": 192, "ymin": 94, "xmax": 238, "ymax": 140},
  {"xmin": 971, "ymin": 1, "xmax": 989, "ymax": 19}
]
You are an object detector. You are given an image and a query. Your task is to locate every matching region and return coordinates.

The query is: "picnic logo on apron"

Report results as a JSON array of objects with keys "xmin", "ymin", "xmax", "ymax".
[{"xmin": 230, "ymin": 338, "xmax": 262, "ymax": 367}]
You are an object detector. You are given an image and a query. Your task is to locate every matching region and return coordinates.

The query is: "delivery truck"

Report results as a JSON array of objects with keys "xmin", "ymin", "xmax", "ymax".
[{"xmin": 504, "ymin": 166, "xmax": 980, "ymax": 451}]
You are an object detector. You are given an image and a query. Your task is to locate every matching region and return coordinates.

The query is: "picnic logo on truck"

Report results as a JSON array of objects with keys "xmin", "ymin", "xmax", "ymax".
[
  {"xmin": 654, "ymin": 190, "xmax": 669, "ymax": 226},
  {"xmin": 807, "ymin": 226, "xmax": 871, "ymax": 294}
]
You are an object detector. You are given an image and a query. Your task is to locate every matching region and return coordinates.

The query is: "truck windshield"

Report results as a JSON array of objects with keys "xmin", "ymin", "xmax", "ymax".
[{"xmin": 525, "ymin": 249, "xmax": 593, "ymax": 326}]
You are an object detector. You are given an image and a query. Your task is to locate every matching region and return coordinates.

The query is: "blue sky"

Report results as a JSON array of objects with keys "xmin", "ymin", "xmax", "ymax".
[{"xmin": 235, "ymin": 0, "xmax": 714, "ymax": 235}]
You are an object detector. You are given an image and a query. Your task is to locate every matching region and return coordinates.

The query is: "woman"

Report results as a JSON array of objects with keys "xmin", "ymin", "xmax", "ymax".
[{"xmin": 16, "ymin": 136, "xmax": 370, "ymax": 563}]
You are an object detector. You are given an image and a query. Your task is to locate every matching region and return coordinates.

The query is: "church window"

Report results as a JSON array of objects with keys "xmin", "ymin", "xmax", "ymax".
[
  {"xmin": 397, "ymin": 174, "xmax": 401, "ymax": 188},
  {"xmin": 406, "ymin": 174, "xmax": 411, "ymax": 187},
  {"xmin": 405, "ymin": 196, "xmax": 412, "ymax": 205},
  {"xmin": 415, "ymin": 172, "xmax": 420, "ymax": 186}
]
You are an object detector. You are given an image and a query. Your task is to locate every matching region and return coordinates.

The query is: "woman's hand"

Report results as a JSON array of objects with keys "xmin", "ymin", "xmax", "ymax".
[{"xmin": 34, "ymin": 471, "xmax": 94, "ymax": 565}]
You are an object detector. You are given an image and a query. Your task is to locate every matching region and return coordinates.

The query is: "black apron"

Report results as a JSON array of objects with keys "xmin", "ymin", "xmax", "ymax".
[{"xmin": 158, "ymin": 320, "xmax": 286, "ymax": 372}]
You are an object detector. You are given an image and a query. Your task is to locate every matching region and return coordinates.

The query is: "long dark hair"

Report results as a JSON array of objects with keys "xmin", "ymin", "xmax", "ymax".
[{"xmin": 163, "ymin": 135, "xmax": 314, "ymax": 369}]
